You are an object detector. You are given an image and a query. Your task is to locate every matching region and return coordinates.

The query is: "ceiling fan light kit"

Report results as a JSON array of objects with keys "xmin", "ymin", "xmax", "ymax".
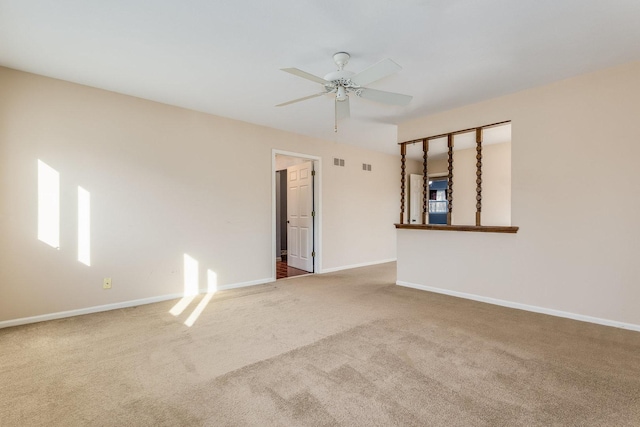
[
  {"xmin": 335, "ymin": 86, "xmax": 347, "ymax": 102},
  {"xmin": 277, "ymin": 52, "xmax": 413, "ymax": 131}
]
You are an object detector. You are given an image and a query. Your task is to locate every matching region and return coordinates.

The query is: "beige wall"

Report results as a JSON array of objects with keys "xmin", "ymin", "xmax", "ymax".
[
  {"xmin": 0, "ymin": 67, "xmax": 399, "ymax": 323},
  {"xmin": 452, "ymin": 142, "xmax": 511, "ymax": 226},
  {"xmin": 397, "ymin": 61, "xmax": 640, "ymax": 328},
  {"xmin": 414, "ymin": 142, "xmax": 511, "ymax": 226},
  {"xmin": 427, "ymin": 155, "xmax": 448, "ymax": 176}
]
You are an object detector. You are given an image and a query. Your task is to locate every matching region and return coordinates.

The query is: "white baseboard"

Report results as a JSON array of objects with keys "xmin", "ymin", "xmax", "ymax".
[
  {"xmin": 321, "ymin": 258, "xmax": 396, "ymax": 274},
  {"xmin": 217, "ymin": 277, "xmax": 273, "ymax": 291},
  {"xmin": 396, "ymin": 280, "xmax": 640, "ymax": 332},
  {"xmin": 0, "ymin": 277, "xmax": 275, "ymax": 330}
]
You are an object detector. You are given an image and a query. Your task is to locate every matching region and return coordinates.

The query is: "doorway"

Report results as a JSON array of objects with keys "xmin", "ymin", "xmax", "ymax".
[{"xmin": 272, "ymin": 150, "xmax": 321, "ymax": 280}]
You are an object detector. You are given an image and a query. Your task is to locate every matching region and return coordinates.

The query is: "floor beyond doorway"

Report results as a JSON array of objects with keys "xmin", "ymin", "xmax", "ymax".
[{"xmin": 276, "ymin": 261, "xmax": 309, "ymax": 279}]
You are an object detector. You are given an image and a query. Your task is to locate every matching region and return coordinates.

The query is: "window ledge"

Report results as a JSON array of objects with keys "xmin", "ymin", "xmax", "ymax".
[{"xmin": 395, "ymin": 224, "xmax": 519, "ymax": 234}]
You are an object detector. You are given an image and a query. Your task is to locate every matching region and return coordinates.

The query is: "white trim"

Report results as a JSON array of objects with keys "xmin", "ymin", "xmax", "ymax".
[
  {"xmin": 216, "ymin": 277, "xmax": 273, "ymax": 291},
  {"xmin": 0, "ymin": 277, "xmax": 277, "ymax": 329},
  {"xmin": 396, "ymin": 280, "xmax": 640, "ymax": 332},
  {"xmin": 272, "ymin": 150, "xmax": 322, "ymax": 279},
  {"xmin": 321, "ymin": 258, "xmax": 396, "ymax": 274}
]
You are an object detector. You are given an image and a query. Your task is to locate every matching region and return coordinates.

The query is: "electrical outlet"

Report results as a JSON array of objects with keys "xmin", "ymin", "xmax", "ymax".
[{"xmin": 103, "ymin": 278, "xmax": 112, "ymax": 289}]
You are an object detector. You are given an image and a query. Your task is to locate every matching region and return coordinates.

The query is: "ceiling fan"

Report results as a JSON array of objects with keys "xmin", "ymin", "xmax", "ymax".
[{"xmin": 277, "ymin": 52, "xmax": 412, "ymax": 131}]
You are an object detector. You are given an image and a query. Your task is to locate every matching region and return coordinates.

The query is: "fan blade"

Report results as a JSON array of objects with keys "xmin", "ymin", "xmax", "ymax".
[
  {"xmin": 336, "ymin": 97, "xmax": 350, "ymax": 119},
  {"xmin": 357, "ymin": 88, "xmax": 412, "ymax": 106},
  {"xmin": 276, "ymin": 92, "xmax": 326, "ymax": 107},
  {"xmin": 350, "ymin": 58, "xmax": 402, "ymax": 87},
  {"xmin": 281, "ymin": 68, "xmax": 329, "ymax": 85}
]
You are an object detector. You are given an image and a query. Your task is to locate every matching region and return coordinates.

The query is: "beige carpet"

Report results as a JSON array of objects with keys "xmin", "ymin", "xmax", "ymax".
[{"xmin": 1, "ymin": 262, "xmax": 639, "ymax": 426}]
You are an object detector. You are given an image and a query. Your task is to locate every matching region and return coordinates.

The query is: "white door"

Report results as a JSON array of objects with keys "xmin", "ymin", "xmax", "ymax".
[
  {"xmin": 287, "ymin": 161, "xmax": 314, "ymax": 272},
  {"xmin": 409, "ymin": 173, "xmax": 424, "ymax": 224}
]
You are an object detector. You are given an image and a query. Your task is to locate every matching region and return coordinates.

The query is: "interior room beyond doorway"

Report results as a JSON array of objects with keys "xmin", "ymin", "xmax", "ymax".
[{"xmin": 274, "ymin": 152, "xmax": 319, "ymax": 280}]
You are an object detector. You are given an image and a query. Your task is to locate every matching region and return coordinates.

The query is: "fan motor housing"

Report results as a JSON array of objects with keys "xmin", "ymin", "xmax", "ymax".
[{"xmin": 324, "ymin": 70, "xmax": 355, "ymax": 82}]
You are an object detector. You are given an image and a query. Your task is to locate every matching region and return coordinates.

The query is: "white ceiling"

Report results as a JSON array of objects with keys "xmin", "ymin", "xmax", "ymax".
[{"xmin": 1, "ymin": 1, "xmax": 639, "ymax": 156}]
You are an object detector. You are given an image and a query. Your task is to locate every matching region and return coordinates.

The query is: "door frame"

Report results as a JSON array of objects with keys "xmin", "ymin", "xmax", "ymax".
[{"xmin": 271, "ymin": 149, "xmax": 322, "ymax": 280}]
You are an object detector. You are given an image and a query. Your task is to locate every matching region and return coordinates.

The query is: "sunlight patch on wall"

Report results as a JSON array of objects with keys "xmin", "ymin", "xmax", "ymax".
[
  {"xmin": 169, "ymin": 254, "xmax": 200, "ymax": 316},
  {"xmin": 183, "ymin": 254, "xmax": 199, "ymax": 296},
  {"xmin": 37, "ymin": 160, "xmax": 60, "ymax": 249},
  {"xmin": 207, "ymin": 269, "xmax": 217, "ymax": 293},
  {"xmin": 77, "ymin": 186, "xmax": 91, "ymax": 266}
]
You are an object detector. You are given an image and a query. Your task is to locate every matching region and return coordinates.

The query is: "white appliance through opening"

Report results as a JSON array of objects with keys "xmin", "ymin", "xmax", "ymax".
[{"xmin": 287, "ymin": 161, "xmax": 314, "ymax": 272}]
